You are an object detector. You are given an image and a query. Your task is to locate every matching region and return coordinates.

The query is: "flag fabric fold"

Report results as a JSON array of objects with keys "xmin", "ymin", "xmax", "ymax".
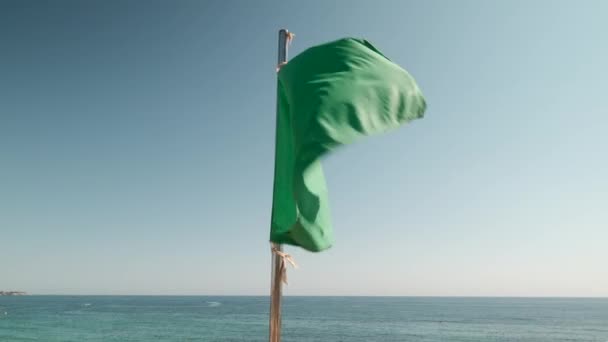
[{"xmin": 270, "ymin": 38, "xmax": 426, "ymax": 252}]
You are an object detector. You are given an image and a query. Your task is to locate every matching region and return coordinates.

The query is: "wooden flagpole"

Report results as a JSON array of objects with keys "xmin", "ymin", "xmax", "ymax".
[{"xmin": 269, "ymin": 28, "xmax": 290, "ymax": 342}]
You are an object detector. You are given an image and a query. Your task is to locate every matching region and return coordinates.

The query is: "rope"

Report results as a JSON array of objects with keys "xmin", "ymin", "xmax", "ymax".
[
  {"xmin": 276, "ymin": 62, "xmax": 287, "ymax": 72},
  {"xmin": 286, "ymin": 32, "xmax": 295, "ymax": 45},
  {"xmin": 271, "ymin": 244, "xmax": 297, "ymax": 285}
]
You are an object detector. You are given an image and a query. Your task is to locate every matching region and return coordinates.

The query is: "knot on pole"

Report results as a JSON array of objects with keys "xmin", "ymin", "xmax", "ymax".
[
  {"xmin": 271, "ymin": 244, "xmax": 298, "ymax": 285},
  {"xmin": 286, "ymin": 32, "xmax": 295, "ymax": 45}
]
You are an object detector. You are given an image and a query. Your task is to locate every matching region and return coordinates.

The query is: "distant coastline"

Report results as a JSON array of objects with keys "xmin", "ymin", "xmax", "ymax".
[{"xmin": 0, "ymin": 291, "xmax": 27, "ymax": 296}]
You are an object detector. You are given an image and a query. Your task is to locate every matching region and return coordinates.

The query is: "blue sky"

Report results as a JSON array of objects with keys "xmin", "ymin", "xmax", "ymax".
[{"xmin": 1, "ymin": 0, "xmax": 607, "ymax": 296}]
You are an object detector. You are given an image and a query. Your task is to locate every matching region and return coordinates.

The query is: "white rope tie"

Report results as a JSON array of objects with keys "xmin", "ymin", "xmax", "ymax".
[{"xmin": 271, "ymin": 245, "xmax": 298, "ymax": 285}]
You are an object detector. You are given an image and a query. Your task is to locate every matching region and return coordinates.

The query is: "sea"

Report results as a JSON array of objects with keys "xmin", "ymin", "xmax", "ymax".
[{"xmin": 0, "ymin": 296, "xmax": 607, "ymax": 341}]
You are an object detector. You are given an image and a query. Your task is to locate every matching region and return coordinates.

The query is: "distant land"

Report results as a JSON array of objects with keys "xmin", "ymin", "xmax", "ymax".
[{"xmin": 0, "ymin": 291, "xmax": 27, "ymax": 296}]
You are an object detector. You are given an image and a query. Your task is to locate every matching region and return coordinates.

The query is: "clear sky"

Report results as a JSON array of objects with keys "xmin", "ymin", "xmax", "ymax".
[{"xmin": 1, "ymin": 0, "xmax": 607, "ymax": 296}]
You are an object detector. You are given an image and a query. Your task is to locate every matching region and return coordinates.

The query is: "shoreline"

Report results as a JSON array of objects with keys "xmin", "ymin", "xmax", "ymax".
[{"xmin": 0, "ymin": 291, "xmax": 27, "ymax": 296}]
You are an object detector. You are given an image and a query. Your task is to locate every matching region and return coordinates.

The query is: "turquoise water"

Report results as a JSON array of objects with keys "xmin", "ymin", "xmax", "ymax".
[{"xmin": 0, "ymin": 296, "xmax": 607, "ymax": 341}]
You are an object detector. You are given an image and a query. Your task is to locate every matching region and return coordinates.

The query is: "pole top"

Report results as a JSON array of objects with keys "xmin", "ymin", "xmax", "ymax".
[{"xmin": 277, "ymin": 29, "xmax": 291, "ymax": 64}]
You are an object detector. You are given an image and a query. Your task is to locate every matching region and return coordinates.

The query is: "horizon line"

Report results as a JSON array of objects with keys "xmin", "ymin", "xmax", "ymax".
[{"xmin": 13, "ymin": 294, "xmax": 608, "ymax": 299}]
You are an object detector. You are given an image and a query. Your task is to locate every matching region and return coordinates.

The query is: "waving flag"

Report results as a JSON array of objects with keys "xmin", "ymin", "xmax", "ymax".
[{"xmin": 270, "ymin": 38, "xmax": 426, "ymax": 252}]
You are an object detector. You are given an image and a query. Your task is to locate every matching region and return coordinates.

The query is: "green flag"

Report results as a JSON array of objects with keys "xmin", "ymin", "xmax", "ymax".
[{"xmin": 270, "ymin": 38, "xmax": 426, "ymax": 252}]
